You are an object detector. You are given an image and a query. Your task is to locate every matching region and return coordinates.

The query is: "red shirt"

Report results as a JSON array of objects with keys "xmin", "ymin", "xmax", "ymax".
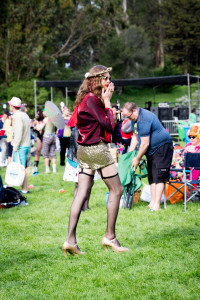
[
  {"xmin": 77, "ymin": 93, "xmax": 114, "ymax": 145},
  {"xmin": 121, "ymin": 118, "xmax": 133, "ymax": 139}
]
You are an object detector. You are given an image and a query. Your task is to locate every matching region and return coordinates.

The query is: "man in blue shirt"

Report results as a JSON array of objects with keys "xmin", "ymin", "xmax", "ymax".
[{"xmin": 123, "ymin": 102, "xmax": 173, "ymax": 211}]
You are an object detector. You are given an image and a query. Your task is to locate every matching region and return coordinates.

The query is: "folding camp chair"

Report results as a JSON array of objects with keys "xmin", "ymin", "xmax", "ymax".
[
  {"xmin": 118, "ymin": 151, "xmax": 148, "ymax": 209},
  {"xmin": 124, "ymin": 160, "xmax": 147, "ymax": 209},
  {"xmin": 164, "ymin": 152, "xmax": 200, "ymax": 211},
  {"xmin": 183, "ymin": 153, "xmax": 200, "ymax": 211}
]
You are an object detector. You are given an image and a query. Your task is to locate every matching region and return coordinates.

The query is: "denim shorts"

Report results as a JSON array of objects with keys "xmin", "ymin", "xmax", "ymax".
[{"xmin": 14, "ymin": 146, "xmax": 30, "ymax": 167}]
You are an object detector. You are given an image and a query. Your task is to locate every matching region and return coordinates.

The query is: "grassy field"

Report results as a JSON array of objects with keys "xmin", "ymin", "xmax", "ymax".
[
  {"xmin": 0, "ymin": 154, "xmax": 200, "ymax": 300},
  {"xmin": 66, "ymin": 84, "xmax": 191, "ymax": 111},
  {"xmin": 111, "ymin": 85, "xmax": 191, "ymax": 108}
]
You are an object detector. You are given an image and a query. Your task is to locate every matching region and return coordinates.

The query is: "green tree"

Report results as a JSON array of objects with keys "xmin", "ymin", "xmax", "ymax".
[
  {"xmin": 126, "ymin": 0, "xmax": 165, "ymax": 68},
  {"xmin": 162, "ymin": 0, "xmax": 200, "ymax": 74},
  {"xmin": 95, "ymin": 25, "xmax": 152, "ymax": 78},
  {"xmin": 0, "ymin": 0, "xmax": 124, "ymax": 85},
  {"xmin": 0, "ymin": 79, "xmax": 48, "ymax": 117}
]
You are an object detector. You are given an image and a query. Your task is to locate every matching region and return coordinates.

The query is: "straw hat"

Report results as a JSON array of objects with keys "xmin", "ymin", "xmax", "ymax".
[
  {"xmin": 8, "ymin": 97, "xmax": 22, "ymax": 108},
  {"xmin": 188, "ymin": 123, "xmax": 200, "ymax": 138}
]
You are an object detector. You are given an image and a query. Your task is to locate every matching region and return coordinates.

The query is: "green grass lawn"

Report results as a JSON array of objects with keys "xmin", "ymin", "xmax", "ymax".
[
  {"xmin": 0, "ymin": 156, "xmax": 200, "ymax": 300},
  {"xmin": 111, "ymin": 85, "xmax": 191, "ymax": 108},
  {"xmin": 68, "ymin": 84, "xmax": 191, "ymax": 110}
]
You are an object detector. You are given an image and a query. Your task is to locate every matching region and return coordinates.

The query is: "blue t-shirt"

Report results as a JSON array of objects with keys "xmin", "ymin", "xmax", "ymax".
[{"xmin": 131, "ymin": 108, "xmax": 172, "ymax": 157}]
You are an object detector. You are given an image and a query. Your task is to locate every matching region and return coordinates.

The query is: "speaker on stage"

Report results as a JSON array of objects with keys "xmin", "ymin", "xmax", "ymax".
[
  {"xmin": 151, "ymin": 107, "xmax": 173, "ymax": 121},
  {"xmin": 159, "ymin": 107, "xmax": 173, "ymax": 121},
  {"xmin": 150, "ymin": 107, "xmax": 159, "ymax": 117},
  {"xmin": 178, "ymin": 107, "xmax": 189, "ymax": 120},
  {"xmin": 145, "ymin": 101, "xmax": 152, "ymax": 110}
]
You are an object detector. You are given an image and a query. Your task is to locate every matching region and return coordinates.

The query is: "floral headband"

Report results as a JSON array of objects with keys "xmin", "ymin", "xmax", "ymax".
[{"xmin": 85, "ymin": 67, "xmax": 112, "ymax": 79}]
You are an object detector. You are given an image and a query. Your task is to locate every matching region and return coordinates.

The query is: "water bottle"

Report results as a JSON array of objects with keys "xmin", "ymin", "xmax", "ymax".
[
  {"xmin": 105, "ymin": 192, "xmax": 109, "ymax": 207},
  {"xmin": 116, "ymin": 99, "xmax": 122, "ymax": 122}
]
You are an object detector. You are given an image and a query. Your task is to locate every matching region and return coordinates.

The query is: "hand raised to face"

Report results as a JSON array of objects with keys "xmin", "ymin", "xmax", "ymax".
[{"xmin": 102, "ymin": 82, "xmax": 115, "ymax": 108}]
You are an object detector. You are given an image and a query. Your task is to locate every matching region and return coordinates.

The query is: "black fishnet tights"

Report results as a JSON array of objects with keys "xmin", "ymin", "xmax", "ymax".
[
  {"xmin": 100, "ymin": 164, "xmax": 124, "ymax": 241},
  {"xmin": 73, "ymin": 182, "xmax": 93, "ymax": 211},
  {"xmin": 67, "ymin": 170, "xmax": 94, "ymax": 244},
  {"xmin": 67, "ymin": 164, "xmax": 123, "ymax": 245}
]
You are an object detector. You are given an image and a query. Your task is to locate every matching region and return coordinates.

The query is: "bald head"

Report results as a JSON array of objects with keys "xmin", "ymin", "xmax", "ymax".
[{"xmin": 123, "ymin": 102, "xmax": 139, "ymax": 122}]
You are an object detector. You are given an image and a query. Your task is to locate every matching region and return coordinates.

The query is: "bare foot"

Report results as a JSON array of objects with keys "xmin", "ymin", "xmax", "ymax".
[
  {"xmin": 150, "ymin": 206, "xmax": 161, "ymax": 211},
  {"xmin": 148, "ymin": 203, "xmax": 153, "ymax": 209}
]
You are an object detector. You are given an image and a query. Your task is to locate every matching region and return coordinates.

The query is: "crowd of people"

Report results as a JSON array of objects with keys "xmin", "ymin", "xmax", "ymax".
[
  {"xmin": 0, "ymin": 92, "xmax": 133, "ymax": 179},
  {"xmin": 0, "ymin": 64, "xmax": 200, "ymax": 256},
  {"xmin": 0, "ymin": 98, "xmax": 132, "ymax": 172}
]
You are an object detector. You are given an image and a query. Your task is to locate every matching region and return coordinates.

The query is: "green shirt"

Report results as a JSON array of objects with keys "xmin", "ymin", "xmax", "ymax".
[
  {"xmin": 44, "ymin": 117, "xmax": 55, "ymax": 134},
  {"xmin": 189, "ymin": 113, "xmax": 197, "ymax": 124}
]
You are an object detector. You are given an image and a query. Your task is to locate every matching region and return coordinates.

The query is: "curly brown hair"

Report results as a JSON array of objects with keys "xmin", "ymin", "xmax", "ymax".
[{"xmin": 74, "ymin": 65, "xmax": 111, "ymax": 108}]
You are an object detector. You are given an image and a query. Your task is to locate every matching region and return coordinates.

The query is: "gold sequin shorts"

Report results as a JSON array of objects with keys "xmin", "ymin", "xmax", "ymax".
[{"xmin": 77, "ymin": 141, "xmax": 114, "ymax": 170}]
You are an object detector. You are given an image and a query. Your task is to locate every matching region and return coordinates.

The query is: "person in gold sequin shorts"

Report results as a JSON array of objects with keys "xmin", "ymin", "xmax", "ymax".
[{"xmin": 62, "ymin": 65, "xmax": 130, "ymax": 256}]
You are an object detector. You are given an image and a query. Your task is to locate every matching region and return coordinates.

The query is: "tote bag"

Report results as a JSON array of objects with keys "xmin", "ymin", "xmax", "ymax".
[
  {"xmin": 63, "ymin": 125, "xmax": 71, "ymax": 137},
  {"xmin": 5, "ymin": 152, "xmax": 25, "ymax": 187}
]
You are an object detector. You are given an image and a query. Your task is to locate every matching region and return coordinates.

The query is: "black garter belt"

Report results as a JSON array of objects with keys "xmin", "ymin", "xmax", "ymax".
[
  {"xmin": 79, "ymin": 168, "xmax": 94, "ymax": 178},
  {"xmin": 99, "ymin": 169, "xmax": 118, "ymax": 179}
]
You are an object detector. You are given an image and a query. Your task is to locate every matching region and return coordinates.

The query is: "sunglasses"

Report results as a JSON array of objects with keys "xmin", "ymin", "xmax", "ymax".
[
  {"xmin": 188, "ymin": 136, "xmax": 197, "ymax": 139},
  {"xmin": 102, "ymin": 76, "xmax": 111, "ymax": 81}
]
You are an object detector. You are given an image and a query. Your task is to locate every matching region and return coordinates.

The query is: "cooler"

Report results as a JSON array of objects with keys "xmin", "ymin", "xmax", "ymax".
[{"xmin": 184, "ymin": 126, "xmax": 190, "ymax": 144}]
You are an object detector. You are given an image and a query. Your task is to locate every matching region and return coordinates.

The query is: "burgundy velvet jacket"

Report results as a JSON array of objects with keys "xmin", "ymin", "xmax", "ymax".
[{"xmin": 77, "ymin": 93, "xmax": 114, "ymax": 145}]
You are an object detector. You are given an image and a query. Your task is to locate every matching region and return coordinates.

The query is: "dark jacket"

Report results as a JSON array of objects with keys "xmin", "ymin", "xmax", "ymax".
[{"xmin": 67, "ymin": 127, "xmax": 79, "ymax": 163}]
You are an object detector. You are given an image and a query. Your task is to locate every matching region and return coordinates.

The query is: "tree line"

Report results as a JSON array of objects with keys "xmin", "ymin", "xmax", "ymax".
[{"xmin": 0, "ymin": 0, "xmax": 200, "ymax": 107}]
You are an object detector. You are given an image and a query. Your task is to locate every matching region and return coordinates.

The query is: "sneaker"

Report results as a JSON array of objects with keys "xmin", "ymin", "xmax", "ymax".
[
  {"xmin": 32, "ymin": 166, "xmax": 38, "ymax": 175},
  {"xmin": 20, "ymin": 190, "xmax": 30, "ymax": 194}
]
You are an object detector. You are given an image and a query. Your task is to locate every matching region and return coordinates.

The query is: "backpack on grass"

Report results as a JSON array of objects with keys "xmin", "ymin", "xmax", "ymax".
[
  {"xmin": 0, "ymin": 175, "xmax": 5, "ymax": 202},
  {"xmin": 0, "ymin": 186, "xmax": 27, "ymax": 209}
]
